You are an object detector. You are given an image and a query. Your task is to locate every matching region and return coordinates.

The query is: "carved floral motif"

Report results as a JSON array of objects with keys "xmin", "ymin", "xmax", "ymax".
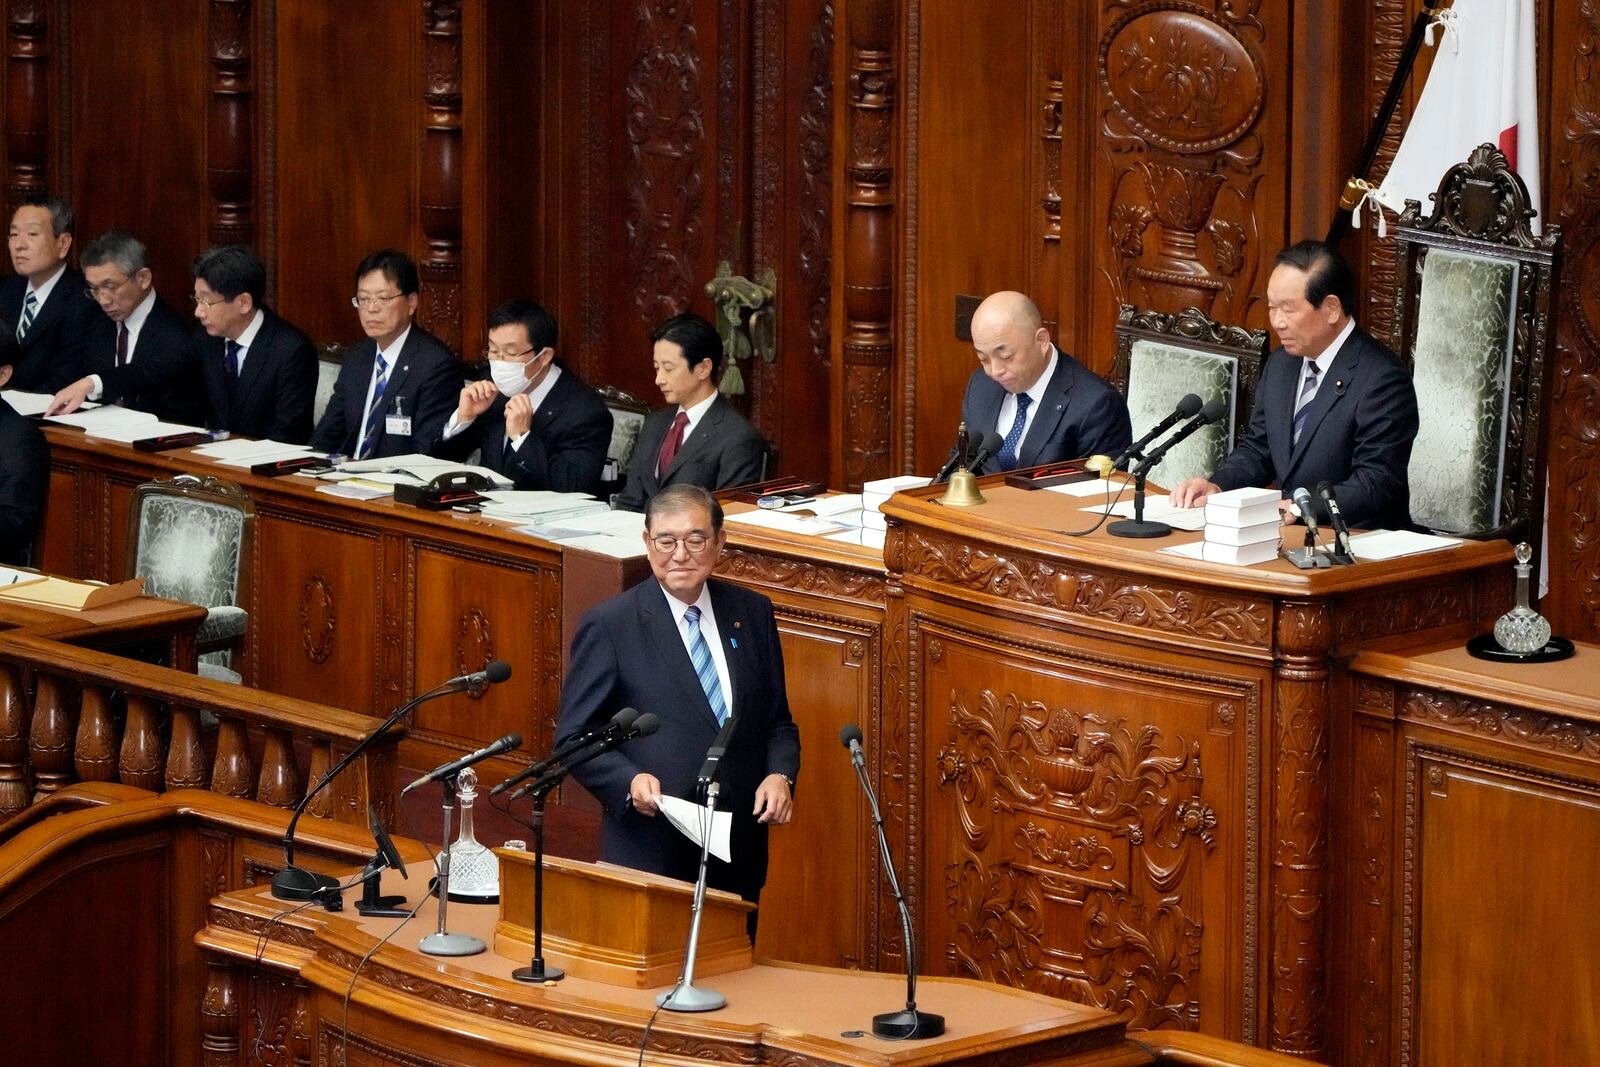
[
  {"xmin": 455, "ymin": 608, "xmax": 494, "ymax": 700},
  {"xmin": 1400, "ymin": 689, "xmax": 1600, "ymax": 764},
  {"xmin": 716, "ymin": 547, "xmax": 886, "ymax": 602},
  {"xmin": 298, "ymin": 576, "xmax": 335, "ymax": 664}
]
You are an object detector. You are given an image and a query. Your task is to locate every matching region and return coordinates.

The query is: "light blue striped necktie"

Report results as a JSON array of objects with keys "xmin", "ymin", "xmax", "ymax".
[
  {"xmin": 1292, "ymin": 361, "xmax": 1321, "ymax": 444},
  {"xmin": 17, "ymin": 291, "xmax": 37, "ymax": 341},
  {"xmin": 358, "ymin": 353, "xmax": 390, "ymax": 459},
  {"xmin": 683, "ymin": 605, "xmax": 729, "ymax": 725}
]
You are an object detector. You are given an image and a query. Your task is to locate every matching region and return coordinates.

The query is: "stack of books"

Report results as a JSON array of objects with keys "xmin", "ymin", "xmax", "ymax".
[
  {"xmin": 1197, "ymin": 487, "xmax": 1282, "ymax": 565},
  {"xmin": 861, "ymin": 475, "xmax": 927, "ymax": 532}
]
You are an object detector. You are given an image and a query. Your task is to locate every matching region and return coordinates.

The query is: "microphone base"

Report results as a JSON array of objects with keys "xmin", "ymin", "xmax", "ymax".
[
  {"xmin": 873, "ymin": 1008, "xmax": 946, "ymax": 1040},
  {"xmin": 657, "ymin": 982, "xmax": 727, "ymax": 1012},
  {"xmin": 1107, "ymin": 518, "xmax": 1172, "ymax": 539},
  {"xmin": 1283, "ymin": 546, "xmax": 1334, "ymax": 569},
  {"xmin": 418, "ymin": 931, "xmax": 487, "ymax": 957},
  {"xmin": 511, "ymin": 959, "xmax": 566, "ymax": 983},
  {"xmin": 270, "ymin": 864, "xmax": 340, "ymax": 901}
]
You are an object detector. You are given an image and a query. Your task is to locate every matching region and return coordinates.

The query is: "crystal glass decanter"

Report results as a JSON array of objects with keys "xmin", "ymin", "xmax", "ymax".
[
  {"xmin": 438, "ymin": 767, "xmax": 499, "ymax": 901},
  {"xmin": 1493, "ymin": 542, "xmax": 1551, "ymax": 654}
]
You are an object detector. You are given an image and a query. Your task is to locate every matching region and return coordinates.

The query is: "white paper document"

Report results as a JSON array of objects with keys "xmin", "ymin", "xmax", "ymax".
[
  {"xmin": 1045, "ymin": 478, "xmax": 1121, "ymax": 498},
  {"xmin": 315, "ymin": 481, "xmax": 392, "ymax": 501},
  {"xmin": 2, "ymin": 390, "xmax": 96, "ymax": 417},
  {"xmin": 776, "ymin": 493, "xmax": 865, "ymax": 518},
  {"xmin": 85, "ymin": 419, "xmax": 208, "ymax": 444},
  {"xmin": 337, "ymin": 454, "xmax": 513, "ymax": 487},
  {"xmin": 1087, "ymin": 497, "xmax": 1207, "ymax": 532},
  {"xmin": 192, "ymin": 437, "xmax": 313, "ymax": 462},
  {"xmin": 0, "ymin": 567, "xmax": 46, "ymax": 588},
  {"xmin": 214, "ymin": 446, "xmax": 321, "ymax": 469},
  {"xmin": 546, "ymin": 533, "xmax": 649, "ymax": 559},
  {"xmin": 656, "ymin": 795, "xmax": 732, "ymax": 863},
  {"xmin": 45, "ymin": 405, "xmax": 158, "ymax": 433},
  {"xmin": 724, "ymin": 509, "xmax": 850, "ymax": 537},
  {"xmin": 1346, "ymin": 530, "xmax": 1463, "ymax": 560}
]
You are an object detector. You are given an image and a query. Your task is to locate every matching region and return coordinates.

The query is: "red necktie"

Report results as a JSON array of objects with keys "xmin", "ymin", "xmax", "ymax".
[
  {"xmin": 657, "ymin": 410, "xmax": 690, "ymax": 475},
  {"xmin": 115, "ymin": 323, "xmax": 129, "ymax": 367}
]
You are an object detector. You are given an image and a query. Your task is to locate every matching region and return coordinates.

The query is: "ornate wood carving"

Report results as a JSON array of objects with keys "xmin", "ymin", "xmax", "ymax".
[
  {"xmin": 298, "ymin": 576, "xmax": 335, "ymax": 664},
  {"xmin": 0, "ymin": 663, "xmax": 31, "ymax": 817},
  {"xmin": 213, "ymin": 718, "xmax": 254, "ymax": 798},
  {"xmin": 1035, "ymin": 0, "xmax": 1064, "ymax": 332},
  {"xmin": 1268, "ymin": 600, "xmax": 1331, "ymax": 1057},
  {"xmin": 168, "ymin": 706, "xmax": 209, "ymax": 790},
  {"xmin": 1334, "ymin": 578, "xmax": 1476, "ymax": 646},
  {"xmin": 835, "ymin": 0, "xmax": 896, "ymax": 488},
  {"xmin": 205, "ymin": 0, "xmax": 254, "ymax": 246},
  {"xmin": 799, "ymin": 3, "xmax": 834, "ymax": 369},
  {"xmin": 420, "ymin": 0, "xmax": 463, "ymax": 354},
  {"xmin": 257, "ymin": 725, "xmax": 299, "ymax": 808},
  {"xmin": 716, "ymin": 546, "xmax": 887, "ymax": 602},
  {"xmin": 624, "ymin": 0, "xmax": 706, "ymax": 327},
  {"xmin": 1350, "ymin": 715, "xmax": 1395, "ymax": 1067},
  {"xmin": 201, "ymin": 960, "xmax": 240, "ymax": 1066},
  {"xmin": 1399, "ymin": 687, "xmax": 1600, "ymax": 765},
  {"xmin": 72, "ymin": 684, "xmax": 118, "ymax": 782},
  {"xmin": 1109, "ymin": 303, "xmax": 1270, "ymax": 444},
  {"xmin": 1548, "ymin": 0, "xmax": 1600, "ymax": 642},
  {"xmin": 119, "ymin": 693, "xmax": 165, "ymax": 791},
  {"xmin": 1362, "ymin": 0, "xmax": 1411, "ymax": 345},
  {"xmin": 3, "ymin": 0, "xmax": 50, "ymax": 210},
  {"xmin": 455, "ymin": 607, "xmax": 494, "ymax": 700},
  {"xmin": 27, "ymin": 673, "xmax": 75, "ymax": 797}
]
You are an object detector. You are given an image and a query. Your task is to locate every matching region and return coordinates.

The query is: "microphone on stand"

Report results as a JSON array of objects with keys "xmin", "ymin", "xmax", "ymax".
[
  {"xmin": 403, "ymin": 733, "xmax": 523, "ymax": 794},
  {"xmin": 696, "ymin": 716, "xmax": 739, "ymax": 792},
  {"xmin": 1132, "ymin": 397, "xmax": 1228, "ymax": 478},
  {"xmin": 1284, "ymin": 487, "xmax": 1331, "ymax": 569},
  {"xmin": 270, "ymin": 660, "xmax": 514, "ymax": 902},
  {"xmin": 1112, "ymin": 393, "xmax": 1202, "ymax": 468},
  {"xmin": 490, "ymin": 707, "xmax": 639, "ymax": 797},
  {"xmin": 506, "ymin": 713, "xmax": 661, "ymax": 802},
  {"xmin": 1316, "ymin": 481, "xmax": 1357, "ymax": 564},
  {"xmin": 966, "ymin": 432, "xmax": 1004, "ymax": 475},
  {"xmin": 1109, "ymin": 398, "xmax": 1226, "ymax": 539},
  {"xmin": 839, "ymin": 724, "xmax": 944, "ymax": 1039}
]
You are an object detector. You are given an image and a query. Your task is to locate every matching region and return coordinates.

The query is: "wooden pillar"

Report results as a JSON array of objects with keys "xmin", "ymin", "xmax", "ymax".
[
  {"xmin": 0, "ymin": 664, "xmax": 31, "ymax": 818},
  {"xmin": 73, "ymin": 685, "xmax": 119, "ymax": 783},
  {"xmin": 200, "ymin": 959, "xmax": 240, "ymax": 1066},
  {"xmin": 420, "ymin": 0, "xmax": 464, "ymax": 356},
  {"xmin": 1033, "ymin": 0, "xmax": 1063, "ymax": 335},
  {"xmin": 28, "ymin": 674, "xmax": 76, "ymax": 798},
  {"xmin": 205, "ymin": 0, "xmax": 255, "ymax": 247},
  {"xmin": 3, "ymin": 0, "xmax": 50, "ymax": 212},
  {"xmin": 832, "ymin": 0, "xmax": 896, "ymax": 489}
]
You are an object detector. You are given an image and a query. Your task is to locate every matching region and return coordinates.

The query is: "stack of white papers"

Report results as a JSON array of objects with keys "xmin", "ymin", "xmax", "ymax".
[
  {"xmin": 192, "ymin": 438, "xmax": 320, "ymax": 468},
  {"xmin": 725, "ymin": 508, "xmax": 851, "ymax": 537},
  {"xmin": 550, "ymin": 533, "xmax": 649, "ymax": 559},
  {"xmin": 337, "ymin": 454, "xmax": 513, "ymax": 488},
  {"xmin": 315, "ymin": 481, "xmax": 392, "ymax": 501},
  {"xmin": 47, "ymin": 405, "xmax": 206, "ymax": 443},
  {"xmin": 481, "ymin": 491, "xmax": 610, "ymax": 526},
  {"xmin": 3, "ymin": 390, "xmax": 96, "ymax": 417},
  {"xmin": 1346, "ymin": 530, "xmax": 1462, "ymax": 560},
  {"xmin": 539, "ymin": 509, "xmax": 647, "ymax": 539}
]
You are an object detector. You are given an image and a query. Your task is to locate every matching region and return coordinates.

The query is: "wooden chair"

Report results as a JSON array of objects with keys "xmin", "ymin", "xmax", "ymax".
[
  {"xmin": 1389, "ymin": 143, "xmax": 1562, "ymax": 547},
  {"xmin": 598, "ymin": 384, "xmax": 651, "ymax": 502},
  {"xmin": 1108, "ymin": 305, "xmax": 1267, "ymax": 484}
]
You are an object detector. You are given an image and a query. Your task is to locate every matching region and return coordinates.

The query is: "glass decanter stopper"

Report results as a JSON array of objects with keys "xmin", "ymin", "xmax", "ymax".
[
  {"xmin": 438, "ymin": 767, "xmax": 499, "ymax": 900},
  {"xmin": 1493, "ymin": 542, "xmax": 1551, "ymax": 654}
]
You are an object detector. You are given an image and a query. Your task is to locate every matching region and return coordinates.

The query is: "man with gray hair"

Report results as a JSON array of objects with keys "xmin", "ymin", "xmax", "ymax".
[
  {"xmin": 46, "ymin": 230, "xmax": 205, "ymax": 425},
  {"xmin": 2, "ymin": 193, "xmax": 94, "ymax": 393}
]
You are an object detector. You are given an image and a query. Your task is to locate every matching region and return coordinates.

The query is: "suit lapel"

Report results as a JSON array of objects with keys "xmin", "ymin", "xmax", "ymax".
[
  {"xmin": 383, "ymin": 329, "xmax": 420, "ymax": 415},
  {"xmin": 20, "ymin": 276, "xmax": 71, "ymax": 348},
  {"xmin": 664, "ymin": 398, "xmax": 721, "ymax": 479},
  {"xmin": 1286, "ymin": 336, "xmax": 1362, "ymax": 473},
  {"xmin": 1019, "ymin": 350, "xmax": 1071, "ymax": 467},
  {"xmin": 231, "ymin": 313, "xmax": 272, "ymax": 424},
  {"xmin": 637, "ymin": 582, "xmax": 720, "ymax": 729},
  {"xmin": 973, "ymin": 375, "xmax": 1006, "ymax": 438}
]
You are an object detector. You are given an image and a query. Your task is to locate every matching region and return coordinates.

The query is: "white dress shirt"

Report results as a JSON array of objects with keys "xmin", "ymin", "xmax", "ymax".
[
  {"xmin": 995, "ymin": 347, "xmax": 1059, "ymax": 449},
  {"xmin": 1296, "ymin": 317, "xmax": 1356, "ymax": 407},
  {"xmin": 88, "ymin": 288, "xmax": 160, "ymax": 400},
  {"xmin": 358, "ymin": 324, "xmax": 412, "ymax": 443}
]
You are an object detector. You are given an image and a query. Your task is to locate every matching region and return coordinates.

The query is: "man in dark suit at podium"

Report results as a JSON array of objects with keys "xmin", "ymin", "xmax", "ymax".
[
  {"xmin": 191, "ymin": 244, "xmax": 319, "ymax": 444},
  {"xmin": 555, "ymin": 484, "xmax": 800, "ymax": 922},
  {"xmin": 0, "ymin": 349, "xmax": 48, "ymax": 567},
  {"xmin": 960, "ymin": 290, "xmax": 1131, "ymax": 472},
  {"xmin": 614, "ymin": 312, "xmax": 766, "ymax": 512},
  {"xmin": 436, "ymin": 298, "xmax": 612, "ymax": 494},
  {"xmin": 1, "ymin": 194, "xmax": 94, "ymax": 394},
  {"xmin": 1170, "ymin": 241, "xmax": 1419, "ymax": 529},
  {"xmin": 310, "ymin": 249, "xmax": 461, "ymax": 459},
  {"xmin": 45, "ymin": 230, "xmax": 206, "ymax": 426}
]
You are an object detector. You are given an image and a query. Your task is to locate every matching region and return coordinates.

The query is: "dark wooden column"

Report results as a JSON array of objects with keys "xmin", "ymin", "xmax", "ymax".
[
  {"xmin": 832, "ymin": 0, "xmax": 896, "ymax": 489},
  {"xmin": 420, "ymin": 0, "xmax": 464, "ymax": 356},
  {"xmin": 4, "ymin": 0, "xmax": 50, "ymax": 213},
  {"xmin": 205, "ymin": 0, "xmax": 254, "ymax": 247}
]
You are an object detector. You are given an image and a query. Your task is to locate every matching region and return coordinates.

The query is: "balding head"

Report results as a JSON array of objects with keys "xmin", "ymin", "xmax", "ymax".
[{"xmin": 970, "ymin": 291, "xmax": 1054, "ymax": 394}]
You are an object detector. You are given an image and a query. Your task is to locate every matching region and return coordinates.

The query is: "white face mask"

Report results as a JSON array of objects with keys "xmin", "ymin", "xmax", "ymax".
[{"xmin": 490, "ymin": 358, "xmax": 533, "ymax": 397}]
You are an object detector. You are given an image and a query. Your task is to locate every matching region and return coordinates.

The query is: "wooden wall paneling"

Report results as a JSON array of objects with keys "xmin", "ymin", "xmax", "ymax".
[
  {"xmin": 65, "ymin": 0, "xmax": 207, "ymax": 299},
  {"xmin": 3, "ymin": 0, "xmax": 52, "ymax": 213},
  {"xmin": 1545, "ymin": 0, "xmax": 1600, "ymax": 643},
  {"xmin": 205, "ymin": 0, "xmax": 254, "ymax": 248},
  {"xmin": 476, "ymin": 0, "xmax": 541, "ymax": 353},
  {"xmin": 271, "ymin": 3, "xmax": 418, "ymax": 349},
  {"xmin": 1033, "ymin": 0, "xmax": 1063, "ymax": 337},
  {"xmin": 832, "ymin": 0, "xmax": 895, "ymax": 489},
  {"xmin": 34, "ymin": 464, "xmax": 81, "ymax": 577},
  {"xmin": 419, "ymin": 0, "xmax": 463, "ymax": 357}
]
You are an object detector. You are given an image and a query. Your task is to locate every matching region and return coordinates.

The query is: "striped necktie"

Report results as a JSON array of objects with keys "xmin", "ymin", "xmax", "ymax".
[
  {"xmin": 683, "ymin": 605, "xmax": 729, "ymax": 725},
  {"xmin": 1292, "ymin": 362, "xmax": 1321, "ymax": 444},
  {"xmin": 358, "ymin": 353, "xmax": 390, "ymax": 459},
  {"xmin": 16, "ymin": 292, "xmax": 37, "ymax": 341}
]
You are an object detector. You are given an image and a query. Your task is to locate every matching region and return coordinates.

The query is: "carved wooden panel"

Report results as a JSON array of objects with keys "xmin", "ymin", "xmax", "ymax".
[
  {"xmin": 3, "ymin": 0, "xmax": 51, "ymax": 213},
  {"xmin": 917, "ymin": 621, "xmax": 1259, "ymax": 1040},
  {"xmin": 205, "ymin": 0, "xmax": 254, "ymax": 247},
  {"xmin": 34, "ymin": 466, "xmax": 82, "ymax": 579}
]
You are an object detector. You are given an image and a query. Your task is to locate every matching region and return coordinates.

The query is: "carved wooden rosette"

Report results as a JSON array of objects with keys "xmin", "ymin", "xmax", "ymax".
[
  {"xmin": 3, "ymin": 0, "xmax": 50, "ymax": 210},
  {"xmin": 1268, "ymin": 600, "xmax": 1331, "ymax": 1058},
  {"xmin": 420, "ymin": 0, "xmax": 464, "ymax": 355},
  {"xmin": 834, "ymin": 0, "xmax": 895, "ymax": 489},
  {"xmin": 205, "ymin": 0, "xmax": 254, "ymax": 247}
]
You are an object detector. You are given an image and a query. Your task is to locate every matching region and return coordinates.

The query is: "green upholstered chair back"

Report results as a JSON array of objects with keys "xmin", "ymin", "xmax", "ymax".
[
  {"xmin": 599, "ymin": 385, "xmax": 651, "ymax": 468},
  {"xmin": 1110, "ymin": 305, "xmax": 1267, "ymax": 487},
  {"xmin": 1390, "ymin": 143, "xmax": 1561, "ymax": 545}
]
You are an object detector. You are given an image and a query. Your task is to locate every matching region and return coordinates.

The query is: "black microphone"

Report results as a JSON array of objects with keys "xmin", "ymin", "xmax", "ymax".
[
  {"xmin": 966, "ymin": 432, "xmax": 1005, "ymax": 474},
  {"xmin": 1133, "ymin": 397, "xmax": 1226, "ymax": 477},
  {"xmin": 403, "ymin": 732, "xmax": 523, "ymax": 794},
  {"xmin": 930, "ymin": 423, "xmax": 972, "ymax": 485},
  {"xmin": 697, "ymin": 716, "xmax": 740, "ymax": 790},
  {"xmin": 507, "ymin": 712, "xmax": 660, "ymax": 802},
  {"xmin": 838, "ymin": 723, "xmax": 944, "ymax": 1040},
  {"xmin": 1316, "ymin": 481, "xmax": 1356, "ymax": 562},
  {"xmin": 491, "ymin": 708, "xmax": 640, "ymax": 797},
  {"xmin": 447, "ymin": 659, "xmax": 512, "ymax": 694},
  {"xmin": 1113, "ymin": 393, "xmax": 1202, "ymax": 467},
  {"xmin": 1292, "ymin": 486, "xmax": 1321, "ymax": 541}
]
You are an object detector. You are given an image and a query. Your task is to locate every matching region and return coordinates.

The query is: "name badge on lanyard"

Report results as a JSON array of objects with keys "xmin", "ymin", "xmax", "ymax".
[{"xmin": 385, "ymin": 394, "xmax": 412, "ymax": 437}]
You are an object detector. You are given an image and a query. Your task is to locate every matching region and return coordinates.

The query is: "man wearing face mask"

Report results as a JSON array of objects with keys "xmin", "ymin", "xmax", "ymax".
[{"xmin": 435, "ymin": 298, "xmax": 612, "ymax": 495}]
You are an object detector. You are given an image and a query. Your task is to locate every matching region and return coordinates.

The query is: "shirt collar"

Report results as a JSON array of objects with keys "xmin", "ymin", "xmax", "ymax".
[
  {"xmin": 1022, "ymin": 347, "xmax": 1058, "ymax": 406},
  {"xmin": 124, "ymin": 288, "xmax": 158, "ymax": 334},
  {"xmin": 26, "ymin": 262, "xmax": 66, "ymax": 304},
  {"xmin": 659, "ymin": 579, "xmax": 714, "ymax": 622},
  {"xmin": 377, "ymin": 324, "xmax": 412, "ymax": 365},
  {"xmin": 679, "ymin": 390, "xmax": 718, "ymax": 430},
  {"xmin": 519, "ymin": 362, "xmax": 562, "ymax": 411},
  {"xmin": 233, "ymin": 308, "xmax": 266, "ymax": 349},
  {"xmin": 1307, "ymin": 317, "xmax": 1356, "ymax": 377}
]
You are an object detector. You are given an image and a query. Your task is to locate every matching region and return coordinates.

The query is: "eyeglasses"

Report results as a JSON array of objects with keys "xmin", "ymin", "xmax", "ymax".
[
  {"xmin": 84, "ymin": 277, "xmax": 133, "ymax": 300},
  {"xmin": 484, "ymin": 346, "xmax": 535, "ymax": 362},
  {"xmin": 190, "ymin": 293, "xmax": 228, "ymax": 308},
  {"xmin": 351, "ymin": 292, "xmax": 404, "ymax": 311},
  {"xmin": 648, "ymin": 533, "xmax": 714, "ymax": 555}
]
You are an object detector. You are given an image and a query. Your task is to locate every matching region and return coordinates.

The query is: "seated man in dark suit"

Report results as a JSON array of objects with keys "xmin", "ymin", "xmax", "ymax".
[
  {"xmin": 0, "ymin": 350, "xmax": 49, "ymax": 567},
  {"xmin": 1170, "ymin": 241, "xmax": 1419, "ymax": 530},
  {"xmin": 555, "ymin": 484, "xmax": 800, "ymax": 926},
  {"xmin": 961, "ymin": 291, "xmax": 1131, "ymax": 472},
  {"xmin": 45, "ymin": 230, "xmax": 206, "ymax": 426},
  {"xmin": 614, "ymin": 312, "xmax": 766, "ymax": 512},
  {"xmin": 310, "ymin": 249, "xmax": 460, "ymax": 459},
  {"xmin": 191, "ymin": 244, "xmax": 318, "ymax": 444},
  {"xmin": 2, "ymin": 194, "xmax": 94, "ymax": 393},
  {"xmin": 436, "ymin": 298, "xmax": 611, "ymax": 494}
]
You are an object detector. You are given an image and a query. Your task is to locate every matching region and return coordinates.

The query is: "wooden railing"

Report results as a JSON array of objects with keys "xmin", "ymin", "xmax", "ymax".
[{"xmin": 0, "ymin": 626, "xmax": 401, "ymax": 829}]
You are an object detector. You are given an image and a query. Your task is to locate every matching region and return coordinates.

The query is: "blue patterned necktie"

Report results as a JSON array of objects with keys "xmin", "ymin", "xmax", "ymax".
[
  {"xmin": 16, "ymin": 292, "xmax": 37, "ymax": 341},
  {"xmin": 358, "ymin": 353, "xmax": 390, "ymax": 459},
  {"xmin": 224, "ymin": 339, "xmax": 242, "ymax": 380},
  {"xmin": 996, "ymin": 392, "xmax": 1034, "ymax": 471},
  {"xmin": 1292, "ymin": 361, "xmax": 1321, "ymax": 444},
  {"xmin": 683, "ymin": 605, "xmax": 729, "ymax": 725}
]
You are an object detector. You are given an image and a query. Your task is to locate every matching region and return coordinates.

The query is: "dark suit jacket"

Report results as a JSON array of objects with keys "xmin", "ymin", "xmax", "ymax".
[
  {"xmin": 86, "ymin": 295, "xmax": 208, "ymax": 426},
  {"xmin": 960, "ymin": 347, "xmax": 1133, "ymax": 473},
  {"xmin": 310, "ymin": 325, "xmax": 461, "ymax": 458},
  {"xmin": 0, "ymin": 397, "xmax": 49, "ymax": 567},
  {"xmin": 1210, "ymin": 326, "xmax": 1419, "ymax": 530},
  {"xmin": 554, "ymin": 577, "xmax": 802, "ymax": 903},
  {"xmin": 614, "ymin": 395, "xmax": 766, "ymax": 512},
  {"xmin": 0, "ymin": 267, "xmax": 95, "ymax": 393},
  {"xmin": 197, "ymin": 308, "xmax": 319, "ymax": 444},
  {"xmin": 436, "ymin": 367, "xmax": 613, "ymax": 495}
]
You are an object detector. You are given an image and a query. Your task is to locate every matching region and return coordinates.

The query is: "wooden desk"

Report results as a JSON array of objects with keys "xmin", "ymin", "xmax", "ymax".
[{"xmin": 1341, "ymin": 637, "xmax": 1600, "ymax": 1067}]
